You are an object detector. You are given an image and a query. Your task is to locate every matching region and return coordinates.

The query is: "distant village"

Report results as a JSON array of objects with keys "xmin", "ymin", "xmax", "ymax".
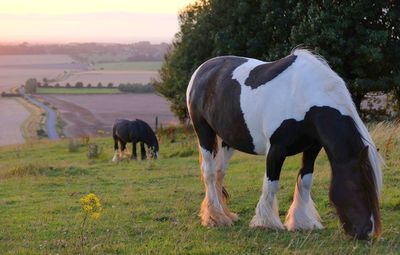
[{"xmin": 0, "ymin": 41, "xmax": 169, "ymax": 62}]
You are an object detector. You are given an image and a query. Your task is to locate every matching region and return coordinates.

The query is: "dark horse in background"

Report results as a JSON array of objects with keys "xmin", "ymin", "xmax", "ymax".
[
  {"xmin": 112, "ymin": 119, "xmax": 159, "ymax": 161},
  {"xmin": 186, "ymin": 49, "xmax": 383, "ymax": 240}
]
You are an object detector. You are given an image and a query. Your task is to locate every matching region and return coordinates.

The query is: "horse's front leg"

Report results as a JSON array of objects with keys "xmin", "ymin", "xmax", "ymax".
[
  {"xmin": 285, "ymin": 144, "xmax": 323, "ymax": 230},
  {"xmin": 250, "ymin": 145, "xmax": 285, "ymax": 230},
  {"xmin": 140, "ymin": 142, "xmax": 147, "ymax": 160},
  {"xmin": 131, "ymin": 142, "xmax": 137, "ymax": 160}
]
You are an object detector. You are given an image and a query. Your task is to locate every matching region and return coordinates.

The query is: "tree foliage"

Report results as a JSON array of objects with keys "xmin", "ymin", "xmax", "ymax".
[
  {"xmin": 25, "ymin": 78, "xmax": 38, "ymax": 94},
  {"xmin": 154, "ymin": 0, "xmax": 400, "ymax": 121}
]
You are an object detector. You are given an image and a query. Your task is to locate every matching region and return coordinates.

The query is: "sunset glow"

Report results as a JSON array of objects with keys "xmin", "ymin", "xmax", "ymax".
[{"xmin": 0, "ymin": 0, "xmax": 196, "ymax": 43}]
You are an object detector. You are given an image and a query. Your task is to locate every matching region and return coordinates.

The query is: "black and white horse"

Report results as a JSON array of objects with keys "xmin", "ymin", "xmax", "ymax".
[
  {"xmin": 186, "ymin": 49, "xmax": 383, "ymax": 240},
  {"xmin": 112, "ymin": 119, "xmax": 159, "ymax": 161}
]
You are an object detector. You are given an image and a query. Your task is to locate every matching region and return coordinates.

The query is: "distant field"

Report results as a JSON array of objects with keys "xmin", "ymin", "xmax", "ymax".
[
  {"xmin": 0, "ymin": 98, "xmax": 30, "ymax": 146},
  {"xmin": 0, "ymin": 54, "xmax": 75, "ymax": 66},
  {"xmin": 95, "ymin": 61, "xmax": 162, "ymax": 71},
  {"xmin": 0, "ymin": 54, "xmax": 87, "ymax": 92},
  {"xmin": 52, "ymin": 70, "xmax": 157, "ymax": 86},
  {"xmin": 34, "ymin": 94, "xmax": 177, "ymax": 138},
  {"xmin": 37, "ymin": 87, "xmax": 120, "ymax": 95}
]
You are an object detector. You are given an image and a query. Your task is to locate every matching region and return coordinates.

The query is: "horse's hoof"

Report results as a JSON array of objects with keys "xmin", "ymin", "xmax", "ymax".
[
  {"xmin": 201, "ymin": 215, "xmax": 233, "ymax": 227},
  {"xmin": 249, "ymin": 216, "xmax": 284, "ymax": 230},
  {"xmin": 200, "ymin": 210, "xmax": 233, "ymax": 227},
  {"xmin": 228, "ymin": 212, "xmax": 239, "ymax": 222}
]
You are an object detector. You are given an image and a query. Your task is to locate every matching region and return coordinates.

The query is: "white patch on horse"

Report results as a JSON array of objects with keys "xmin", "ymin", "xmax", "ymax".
[
  {"xmin": 285, "ymin": 173, "xmax": 323, "ymax": 230},
  {"xmin": 250, "ymin": 176, "xmax": 284, "ymax": 229},
  {"xmin": 232, "ymin": 51, "xmax": 356, "ymax": 155},
  {"xmin": 112, "ymin": 150, "xmax": 119, "ymax": 162},
  {"xmin": 215, "ymin": 143, "xmax": 235, "ymax": 176},
  {"xmin": 369, "ymin": 214, "xmax": 375, "ymax": 238}
]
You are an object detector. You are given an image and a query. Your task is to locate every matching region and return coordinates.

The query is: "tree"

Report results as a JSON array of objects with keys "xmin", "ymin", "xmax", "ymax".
[
  {"xmin": 155, "ymin": 0, "xmax": 400, "ymax": 121},
  {"xmin": 75, "ymin": 81, "xmax": 84, "ymax": 88},
  {"xmin": 25, "ymin": 78, "xmax": 38, "ymax": 94}
]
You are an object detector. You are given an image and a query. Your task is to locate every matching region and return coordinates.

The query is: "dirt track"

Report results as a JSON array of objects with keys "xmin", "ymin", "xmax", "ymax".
[
  {"xmin": 35, "ymin": 94, "xmax": 178, "ymax": 138},
  {"xmin": 0, "ymin": 98, "xmax": 30, "ymax": 146}
]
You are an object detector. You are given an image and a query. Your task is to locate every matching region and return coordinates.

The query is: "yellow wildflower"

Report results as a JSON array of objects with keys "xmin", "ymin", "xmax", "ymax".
[{"xmin": 79, "ymin": 193, "xmax": 102, "ymax": 219}]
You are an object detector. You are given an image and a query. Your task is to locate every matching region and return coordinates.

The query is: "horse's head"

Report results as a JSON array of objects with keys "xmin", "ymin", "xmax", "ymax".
[
  {"xmin": 330, "ymin": 146, "xmax": 381, "ymax": 240},
  {"xmin": 148, "ymin": 146, "xmax": 158, "ymax": 159}
]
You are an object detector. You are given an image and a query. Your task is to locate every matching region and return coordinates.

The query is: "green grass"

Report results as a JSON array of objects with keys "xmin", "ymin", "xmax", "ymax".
[
  {"xmin": 36, "ymin": 87, "xmax": 120, "ymax": 95},
  {"xmin": 95, "ymin": 61, "xmax": 162, "ymax": 71},
  {"xmin": 0, "ymin": 124, "xmax": 399, "ymax": 254}
]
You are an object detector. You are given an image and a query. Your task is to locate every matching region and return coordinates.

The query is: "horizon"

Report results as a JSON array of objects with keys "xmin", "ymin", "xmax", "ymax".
[{"xmin": 0, "ymin": 0, "xmax": 196, "ymax": 44}]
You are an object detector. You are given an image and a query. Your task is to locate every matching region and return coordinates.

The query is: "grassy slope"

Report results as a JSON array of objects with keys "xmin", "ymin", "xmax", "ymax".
[
  {"xmin": 0, "ymin": 124, "xmax": 399, "ymax": 254},
  {"xmin": 36, "ymin": 87, "xmax": 120, "ymax": 95}
]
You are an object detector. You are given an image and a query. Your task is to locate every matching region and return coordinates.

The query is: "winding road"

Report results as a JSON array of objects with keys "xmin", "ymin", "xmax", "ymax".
[{"xmin": 25, "ymin": 95, "xmax": 60, "ymax": 140}]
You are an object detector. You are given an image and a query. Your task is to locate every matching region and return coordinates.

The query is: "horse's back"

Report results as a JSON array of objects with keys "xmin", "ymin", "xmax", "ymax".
[
  {"xmin": 113, "ymin": 119, "xmax": 132, "ymax": 141},
  {"xmin": 187, "ymin": 50, "xmax": 353, "ymax": 155}
]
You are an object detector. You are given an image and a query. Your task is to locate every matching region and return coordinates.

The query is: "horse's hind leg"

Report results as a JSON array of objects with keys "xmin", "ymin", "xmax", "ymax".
[
  {"xmin": 196, "ymin": 124, "xmax": 233, "ymax": 226},
  {"xmin": 250, "ymin": 144, "xmax": 285, "ymax": 230},
  {"xmin": 112, "ymin": 135, "xmax": 119, "ymax": 162},
  {"xmin": 285, "ymin": 144, "xmax": 323, "ymax": 230},
  {"xmin": 120, "ymin": 141, "xmax": 127, "ymax": 159},
  {"xmin": 214, "ymin": 139, "xmax": 238, "ymax": 222}
]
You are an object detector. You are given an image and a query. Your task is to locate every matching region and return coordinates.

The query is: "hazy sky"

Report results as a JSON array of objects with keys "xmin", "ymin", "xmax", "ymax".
[{"xmin": 0, "ymin": 0, "xmax": 196, "ymax": 44}]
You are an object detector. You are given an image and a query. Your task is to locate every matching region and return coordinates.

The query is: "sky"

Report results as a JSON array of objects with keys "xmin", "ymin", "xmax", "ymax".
[{"xmin": 0, "ymin": 0, "xmax": 196, "ymax": 44}]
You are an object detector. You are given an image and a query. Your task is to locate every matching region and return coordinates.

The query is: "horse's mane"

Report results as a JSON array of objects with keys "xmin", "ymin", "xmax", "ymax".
[{"xmin": 292, "ymin": 48, "xmax": 384, "ymax": 197}]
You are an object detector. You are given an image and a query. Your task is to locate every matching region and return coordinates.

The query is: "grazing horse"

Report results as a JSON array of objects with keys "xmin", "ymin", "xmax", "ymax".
[
  {"xmin": 112, "ymin": 119, "xmax": 159, "ymax": 161},
  {"xmin": 186, "ymin": 49, "xmax": 383, "ymax": 240}
]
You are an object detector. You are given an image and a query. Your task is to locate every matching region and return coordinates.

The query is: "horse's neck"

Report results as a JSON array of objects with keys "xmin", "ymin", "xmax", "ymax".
[{"xmin": 306, "ymin": 107, "xmax": 363, "ymax": 163}]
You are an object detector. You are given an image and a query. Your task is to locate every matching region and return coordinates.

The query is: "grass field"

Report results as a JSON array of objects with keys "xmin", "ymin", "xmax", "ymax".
[
  {"xmin": 36, "ymin": 87, "xmax": 120, "ymax": 95},
  {"xmin": 0, "ymin": 123, "xmax": 399, "ymax": 254},
  {"xmin": 94, "ymin": 61, "xmax": 162, "ymax": 71}
]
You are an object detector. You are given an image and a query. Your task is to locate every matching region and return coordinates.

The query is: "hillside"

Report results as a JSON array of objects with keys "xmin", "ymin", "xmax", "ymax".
[{"xmin": 0, "ymin": 124, "xmax": 399, "ymax": 254}]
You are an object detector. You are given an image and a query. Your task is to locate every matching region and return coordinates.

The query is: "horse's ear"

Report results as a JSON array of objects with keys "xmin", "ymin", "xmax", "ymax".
[{"xmin": 358, "ymin": 146, "xmax": 369, "ymax": 165}]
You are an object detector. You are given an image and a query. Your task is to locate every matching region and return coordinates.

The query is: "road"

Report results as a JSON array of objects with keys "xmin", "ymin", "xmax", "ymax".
[{"xmin": 25, "ymin": 95, "xmax": 60, "ymax": 140}]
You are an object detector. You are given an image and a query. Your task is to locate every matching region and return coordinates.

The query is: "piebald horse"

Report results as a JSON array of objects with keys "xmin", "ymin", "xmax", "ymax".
[{"xmin": 186, "ymin": 49, "xmax": 383, "ymax": 240}]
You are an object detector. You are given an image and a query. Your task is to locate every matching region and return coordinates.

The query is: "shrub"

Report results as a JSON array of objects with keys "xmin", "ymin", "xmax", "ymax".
[
  {"xmin": 87, "ymin": 143, "xmax": 102, "ymax": 159},
  {"xmin": 118, "ymin": 83, "xmax": 155, "ymax": 93},
  {"xmin": 68, "ymin": 139, "xmax": 80, "ymax": 152}
]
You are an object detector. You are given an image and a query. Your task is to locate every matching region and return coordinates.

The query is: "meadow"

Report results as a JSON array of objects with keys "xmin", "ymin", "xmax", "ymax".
[{"xmin": 0, "ymin": 123, "xmax": 399, "ymax": 254}]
